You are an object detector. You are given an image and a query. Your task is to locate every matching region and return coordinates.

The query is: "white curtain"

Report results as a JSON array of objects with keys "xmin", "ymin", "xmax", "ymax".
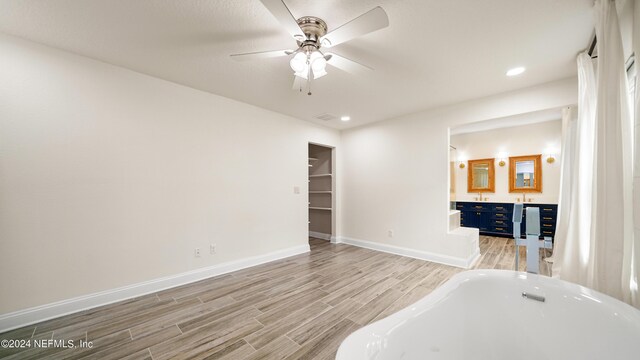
[
  {"xmin": 631, "ymin": 32, "xmax": 640, "ymax": 308},
  {"xmin": 553, "ymin": 0, "xmax": 637, "ymax": 307},
  {"xmin": 552, "ymin": 55, "xmax": 597, "ymax": 287}
]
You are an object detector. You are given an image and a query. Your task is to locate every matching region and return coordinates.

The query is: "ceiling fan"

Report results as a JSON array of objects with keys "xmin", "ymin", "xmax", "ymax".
[{"xmin": 230, "ymin": 0, "xmax": 389, "ymax": 95}]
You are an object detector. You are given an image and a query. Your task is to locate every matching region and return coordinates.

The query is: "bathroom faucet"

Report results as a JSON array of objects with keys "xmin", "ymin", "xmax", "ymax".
[{"xmin": 478, "ymin": 193, "xmax": 483, "ymax": 201}]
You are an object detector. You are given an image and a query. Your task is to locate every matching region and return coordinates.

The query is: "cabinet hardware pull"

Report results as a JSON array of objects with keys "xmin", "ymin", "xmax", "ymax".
[
  {"xmin": 543, "ymin": 217, "xmax": 552, "ymax": 220},
  {"xmin": 496, "ymin": 221, "xmax": 503, "ymax": 224},
  {"xmin": 543, "ymin": 224, "xmax": 553, "ymax": 227},
  {"xmin": 543, "ymin": 208, "xmax": 552, "ymax": 211},
  {"xmin": 496, "ymin": 227, "xmax": 504, "ymax": 231},
  {"xmin": 496, "ymin": 214, "xmax": 503, "ymax": 217},
  {"xmin": 543, "ymin": 231, "xmax": 552, "ymax": 234},
  {"xmin": 496, "ymin": 207, "xmax": 503, "ymax": 210}
]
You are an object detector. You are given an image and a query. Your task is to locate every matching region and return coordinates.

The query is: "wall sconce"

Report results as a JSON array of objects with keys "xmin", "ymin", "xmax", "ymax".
[
  {"xmin": 544, "ymin": 147, "xmax": 557, "ymax": 164},
  {"xmin": 457, "ymin": 153, "xmax": 467, "ymax": 169},
  {"xmin": 496, "ymin": 152, "xmax": 508, "ymax": 167}
]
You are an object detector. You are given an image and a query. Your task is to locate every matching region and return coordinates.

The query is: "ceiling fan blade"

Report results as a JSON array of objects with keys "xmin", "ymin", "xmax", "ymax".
[
  {"xmin": 326, "ymin": 53, "xmax": 373, "ymax": 74},
  {"xmin": 320, "ymin": 7, "xmax": 389, "ymax": 48},
  {"xmin": 259, "ymin": 0, "xmax": 305, "ymax": 40},
  {"xmin": 230, "ymin": 49, "xmax": 293, "ymax": 61}
]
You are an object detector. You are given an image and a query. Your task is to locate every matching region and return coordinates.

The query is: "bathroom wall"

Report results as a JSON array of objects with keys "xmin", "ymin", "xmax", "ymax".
[{"xmin": 451, "ymin": 119, "xmax": 562, "ymax": 204}]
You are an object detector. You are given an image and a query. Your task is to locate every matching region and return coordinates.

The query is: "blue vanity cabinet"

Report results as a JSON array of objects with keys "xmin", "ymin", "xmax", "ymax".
[
  {"xmin": 489, "ymin": 203, "xmax": 513, "ymax": 235},
  {"xmin": 457, "ymin": 201, "xmax": 557, "ymax": 239},
  {"xmin": 457, "ymin": 202, "xmax": 491, "ymax": 232},
  {"xmin": 519, "ymin": 204, "xmax": 558, "ymax": 239}
]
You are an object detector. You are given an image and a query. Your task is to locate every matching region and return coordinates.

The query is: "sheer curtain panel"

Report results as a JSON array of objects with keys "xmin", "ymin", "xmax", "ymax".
[{"xmin": 553, "ymin": 0, "xmax": 637, "ymax": 307}]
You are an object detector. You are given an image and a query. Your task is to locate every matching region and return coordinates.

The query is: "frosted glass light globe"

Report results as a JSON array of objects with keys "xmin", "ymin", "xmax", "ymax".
[{"xmin": 290, "ymin": 52, "xmax": 307, "ymax": 73}]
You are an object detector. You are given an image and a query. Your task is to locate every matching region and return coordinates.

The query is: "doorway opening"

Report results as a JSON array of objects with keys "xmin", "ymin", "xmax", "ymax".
[{"xmin": 308, "ymin": 143, "xmax": 334, "ymax": 242}]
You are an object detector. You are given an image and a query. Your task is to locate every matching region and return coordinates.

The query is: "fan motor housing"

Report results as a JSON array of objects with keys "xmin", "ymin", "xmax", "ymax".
[{"xmin": 296, "ymin": 16, "xmax": 327, "ymax": 47}]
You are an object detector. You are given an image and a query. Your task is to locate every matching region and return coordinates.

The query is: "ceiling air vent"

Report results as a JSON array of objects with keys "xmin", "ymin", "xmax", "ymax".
[{"xmin": 315, "ymin": 113, "xmax": 337, "ymax": 121}]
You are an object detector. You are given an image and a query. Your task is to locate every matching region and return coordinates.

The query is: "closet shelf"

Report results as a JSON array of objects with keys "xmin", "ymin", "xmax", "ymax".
[
  {"xmin": 309, "ymin": 207, "xmax": 332, "ymax": 211},
  {"xmin": 309, "ymin": 174, "xmax": 332, "ymax": 178},
  {"xmin": 309, "ymin": 191, "xmax": 332, "ymax": 194},
  {"xmin": 308, "ymin": 157, "xmax": 318, "ymax": 161}
]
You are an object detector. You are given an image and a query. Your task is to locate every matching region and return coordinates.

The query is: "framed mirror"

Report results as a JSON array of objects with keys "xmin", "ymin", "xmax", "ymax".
[
  {"xmin": 467, "ymin": 158, "xmax": 495, "ymax": 193},
  {"xmin": 509, "ymin": 154, "xmax": 542, "ymax": 193}
]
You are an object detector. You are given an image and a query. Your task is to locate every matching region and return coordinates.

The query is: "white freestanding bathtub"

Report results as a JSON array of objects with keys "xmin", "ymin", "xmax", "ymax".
[{"xmin": 336, "ymin": 270, "xmax": 640, "ymax": 360}]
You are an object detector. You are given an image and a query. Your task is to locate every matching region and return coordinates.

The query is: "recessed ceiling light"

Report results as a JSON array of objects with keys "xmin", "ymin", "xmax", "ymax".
[
  {"xmin": 340, "ymin": 116, "xmax": 351, "ymax": 121},
  {"xmin": 506, "ymin": 67, "xmax": 526, "ymax": 76}
]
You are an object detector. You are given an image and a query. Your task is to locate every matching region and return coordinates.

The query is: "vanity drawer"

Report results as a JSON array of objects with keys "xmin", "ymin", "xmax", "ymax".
[
  {"xmin": 491, "ymin": 204, "xmax": 512, "ymax": 213},
  {"xmin": 540, "ymin": 206, "xmax": 557, "ymax": 214},
  {"xmin": 541, "ymin": 216, "xmax": 556, "ymax": 222},
  {"xmin": 491, "ymin": 219, "xmax": 511, "ymax": 227},
  {"xmin": 541, "ymin": 214, "xmax": 557, "ymax": 231},
  {"xmin": 459, "ymin": 212, "xmax": 471, "ymax": 227},
  {"xmin": 456, "ymin": 202, "xmax": 477, "ymax": 211},
  {"xmin": 490, "ymin": 225, "xmax": 511, "ymax": 234},
  {"xmin": 492, "ymin": 212, "xmax": 510, "ymax": 220}
]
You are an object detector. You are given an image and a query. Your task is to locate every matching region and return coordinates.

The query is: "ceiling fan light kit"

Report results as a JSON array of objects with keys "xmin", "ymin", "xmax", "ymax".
[{"xmin": 230, "ymin": 0, "xmax": 389, "ymax": 96}]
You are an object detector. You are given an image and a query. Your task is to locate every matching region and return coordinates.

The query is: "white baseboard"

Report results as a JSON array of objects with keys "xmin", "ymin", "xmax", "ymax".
[
  {"xmin": 0, "ymin": 244, "xmax": 310, "ymax": 333},
  {"xmin": 336, "ymin": 236, "xmax": 479, "ymax": 269},
  {"xmin": 309, "ymin": 231, "xmax": 332, "ymax": 241},
  {"xmin": 465, "ymin": 248, "xmax": 481, "ymax": 268}
]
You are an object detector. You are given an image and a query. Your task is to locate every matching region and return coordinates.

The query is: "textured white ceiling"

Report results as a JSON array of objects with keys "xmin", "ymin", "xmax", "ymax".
[{"xmin": 0, "ymin": 0, "xmax": 594, "ymax": 129}]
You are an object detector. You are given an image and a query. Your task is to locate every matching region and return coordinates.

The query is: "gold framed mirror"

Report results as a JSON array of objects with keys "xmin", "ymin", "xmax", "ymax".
[
  {"xmin": 467, "ymin": 158, "xmax": 495, "ymax": 193},
  {"xmin": 509, "ymin": 154, "xmax": 542, "ymax": 193}
]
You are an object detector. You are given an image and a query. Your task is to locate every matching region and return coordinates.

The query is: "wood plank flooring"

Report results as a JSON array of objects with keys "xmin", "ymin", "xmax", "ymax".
[{"xmin": 0, "ymin": 235, "xmax": 550, "ymax": 360}]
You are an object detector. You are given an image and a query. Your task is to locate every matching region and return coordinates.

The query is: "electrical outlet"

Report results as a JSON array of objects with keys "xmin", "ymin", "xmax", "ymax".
[
  {"xmin": 194, "ymin": 248, "xmax": 201, "ymax": 257},
  {"xmin": 210, "ymin": 244, "xmax": 216, "ymax": 254},
  {"xmin": 388, "ymin": 230, "xmax": 394, "ymax": 238}
]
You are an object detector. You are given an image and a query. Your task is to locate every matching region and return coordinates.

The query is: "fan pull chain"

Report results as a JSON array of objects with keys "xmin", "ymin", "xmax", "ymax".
[{"xmin": 307, "ymin": 62, "xmax": 312, "ymax": 95}]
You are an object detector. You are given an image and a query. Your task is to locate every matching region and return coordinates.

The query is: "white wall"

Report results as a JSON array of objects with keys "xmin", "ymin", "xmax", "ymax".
[
  {"xmin": 0, "ymin": 33, "xmax": 340, "ymax": 315},
  {"xmin": 341, "ymin": 78, "xmax": 577, "ymax": 263},
  {"xmin": 451, "ymin": 120, "xmax": 562, "ymax": 204}
]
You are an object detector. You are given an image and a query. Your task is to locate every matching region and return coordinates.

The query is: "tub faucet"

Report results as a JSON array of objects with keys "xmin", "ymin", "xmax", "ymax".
[
  {"xmin": 512, "ymin": 205, "xmax": 553, "ymax": 274},
  {"xmin": 522, "ymin": 292, "xmax": 545, "ymax": 302}
]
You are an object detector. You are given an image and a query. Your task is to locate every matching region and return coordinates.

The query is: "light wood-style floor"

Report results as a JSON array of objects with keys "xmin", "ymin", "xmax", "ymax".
[{"xmin": 0, "ymin": 236, "xmax": 550, "ymax": 360}]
